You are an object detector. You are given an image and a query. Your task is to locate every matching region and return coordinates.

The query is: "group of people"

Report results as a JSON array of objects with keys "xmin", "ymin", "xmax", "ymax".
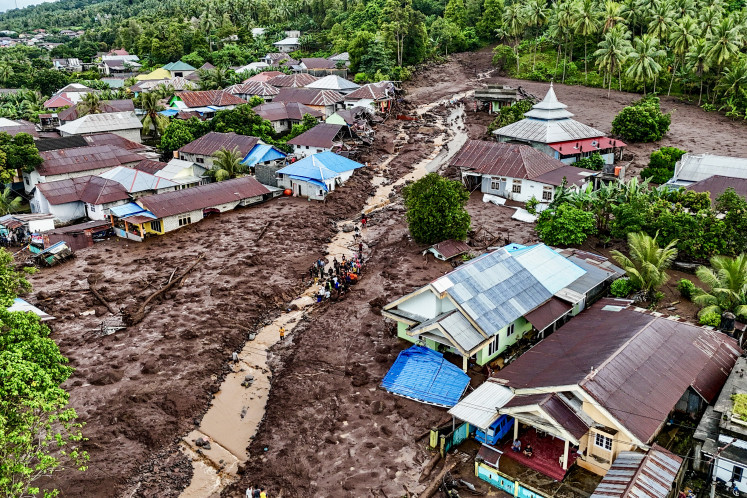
[
  {"xmin": 246, "ymin": 486, "xmax": 267, "ymax": 498},
  {"xmin": 312, "ymin": 250, "xmax": 365, "ymax": 302},
  {"xmin": 0, "ymin": 230, "xmax": 26, "ymax": 247},
  {"xmin": 511, "ymin": 439, "xmax": 533, "ymax": 458}
]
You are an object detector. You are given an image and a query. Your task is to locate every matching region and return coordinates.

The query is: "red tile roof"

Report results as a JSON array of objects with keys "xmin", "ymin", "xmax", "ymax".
[
  {"xmin": 267, "ymin": 73, "xmax": 319, "ymax": 88},
  {"xmin": 301, "ymin": 57, "xmax": 335, "ymax": 70},
  {"xmin": 287, "ymin": 123, "xmax": 343, "ymax": 148},
  {"xmin": 175, "ymin": 90, "xmax": 247, "ymax": 108},
  {"xmin": 37, "ymin": 175, "xmax": 129, "ymax": 205},
  {"xmin": 138, "ymin": 176, "xmax": 270, "ymax": 218},
  {"xmin": 273, "ymin": 88, "xmax": 344, "ymax": 106},
  {"xmin": 254, "ymin": 101, "xmax": 322, "ymax": 122},
  {"xmin": 178, "ymin": 132, "xmax": 260, "ymax": 158},
  {"xmin": 57, "ymin": 99, "xmax": 135, "ymax": 122},
  {"xmin": 450, "ymin": 140, "xmax": 567, "ymax": 180},
  {"xmin": 492, "ymin": 299, "xmax": 742, "ymax": 443},
  {"xmin": 38, "ymin": 144, "xmax": 144, "ymax": 176}
]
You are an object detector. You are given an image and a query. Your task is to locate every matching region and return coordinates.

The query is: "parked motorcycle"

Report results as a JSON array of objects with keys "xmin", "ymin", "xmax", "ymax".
[{"xmin": 716, "ymin": 477, "xmax": 741, "ymax": 496}]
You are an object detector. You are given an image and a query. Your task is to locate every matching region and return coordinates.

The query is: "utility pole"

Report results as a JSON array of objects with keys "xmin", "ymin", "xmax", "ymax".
[{"xmin": 708, "ymin": 438, "xmax": 737, "ymax": 498}]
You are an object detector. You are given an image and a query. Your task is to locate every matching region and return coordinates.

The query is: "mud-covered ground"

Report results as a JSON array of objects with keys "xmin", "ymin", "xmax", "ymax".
[{"xmin": 32, "ymin": 44, "xmax": 746, "ymax": 497}]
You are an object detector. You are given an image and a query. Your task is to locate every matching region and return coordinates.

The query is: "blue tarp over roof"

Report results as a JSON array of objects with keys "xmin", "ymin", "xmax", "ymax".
[
  {"xmin": 109, "ymin": 202, "xmax": 155, "ymax": 219},
  {"xmin": 242, "ymin": 144, "xmax": 286, "ymax": 166},
  {"xmin": 381, "ymin": 346, "xmax": 470, "ymax": 407},
  {"xmin": 276, "ymin": 152, "xmax": 364, "ymax": 187}
]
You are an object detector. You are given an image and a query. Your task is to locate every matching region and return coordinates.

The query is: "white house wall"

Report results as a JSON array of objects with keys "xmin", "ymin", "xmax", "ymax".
[
  {"xmin": 162, "ymin": 209, "xmax": 204, "ymax": 233},
  {"xmin": 25, "ymin": 167, "xmax": 120, "ymax": 193},
  {"xmin": 27, "ymin": 217, "xmax": 56, "ymax": 233},
  {"xmin": 345, "ymin": 98, "xmax": 374, "ymax": 109},
  {"xmin": 397, "ymin": 290, "xmax": 441, "ymax": 320},
  {"xmin": 715, "ymin": 456, "xmax": 747, "ymax": 493},
  {"xmin": 86, "ymin": 199, "xmax": 129, "ymax": 220},
  {"xmin": 480, "ymin": 176, "xmax": 560, "ymax": 203},
  {"xmin": 293, "ymin": 145, "xmax": 331, "ymax": 158}
]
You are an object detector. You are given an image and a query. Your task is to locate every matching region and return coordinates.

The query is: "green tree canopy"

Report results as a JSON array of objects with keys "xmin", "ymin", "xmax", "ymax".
[
  {"xmin": 536, "ymin": 203, "xmax": 597, "ymax": 246},
  {"xmin": 402, "ymin": 173, "xmax": 471, "ymax": 244},
  {"xmin": 611, "ymin": 232, "xmax": 678, "ymax": 300}
]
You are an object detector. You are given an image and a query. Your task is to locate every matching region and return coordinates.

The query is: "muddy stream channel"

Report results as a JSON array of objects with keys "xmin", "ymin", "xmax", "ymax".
[{"xmin": 178, "ymin": 93, "xmax": 470, "ymax": 497}]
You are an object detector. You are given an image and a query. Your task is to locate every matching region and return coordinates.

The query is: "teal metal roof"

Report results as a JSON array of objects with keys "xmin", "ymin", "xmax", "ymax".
[{"xmin": 163, "ymin": 61, "xmax": 196, "ymax": 71}]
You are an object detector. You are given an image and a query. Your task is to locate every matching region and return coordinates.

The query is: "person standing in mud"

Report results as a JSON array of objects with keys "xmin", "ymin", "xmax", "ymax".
[{"xmin": 279, "ymin": 326, "xmax": 285, "ymax": 341}]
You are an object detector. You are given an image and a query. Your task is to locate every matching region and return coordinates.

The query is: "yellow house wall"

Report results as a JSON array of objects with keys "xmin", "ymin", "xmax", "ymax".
[
  {"xmin": 143, "ymin": 220, "xmax": 165, "ymax": 235},
  {"xmin": 577, "ymin": 401, "xmax": 638, "ymax": 476}
]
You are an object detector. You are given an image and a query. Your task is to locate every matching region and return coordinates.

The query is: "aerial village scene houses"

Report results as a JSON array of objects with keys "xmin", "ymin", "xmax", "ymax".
[{"xmin": 4, "ymin": 12, "xmax": 747, "ymax": 498}]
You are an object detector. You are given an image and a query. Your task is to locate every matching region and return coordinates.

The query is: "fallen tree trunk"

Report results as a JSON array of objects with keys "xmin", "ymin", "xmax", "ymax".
[
  {"xmin": 255, "ymin": 221, "xmax": 272, "ymax": 242},
  {"xmin": 123, "ymin": 254, "xmax": 205, "ymax": 326},
  {"xmin": 418, "ymin": 452, "xmax": 442, "ymax": 482},
  {"xmin": 89, "ymin": 281, "xmax": 118, "ymax": 315},
  {"xmin": 418, "ymin": 454, "xmax": 458, "ymax": 498}
]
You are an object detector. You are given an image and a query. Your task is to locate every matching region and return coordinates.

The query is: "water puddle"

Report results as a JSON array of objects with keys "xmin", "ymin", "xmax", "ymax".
[{"xmin": 178, "ymin": 92, "xmax": 472, "ymax": 497}]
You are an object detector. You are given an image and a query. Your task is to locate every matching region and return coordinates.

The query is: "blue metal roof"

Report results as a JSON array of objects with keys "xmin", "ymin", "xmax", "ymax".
[
  {"xmin": 276, "ymin": 152, "xmax": 364, "ymax": 185},
  {"xmin": 242, "ymin": 144, "xmax": 286, "ymax": 166},
  {"xmin": 381, "ymin": 346, "xmax": 470, "ymax": 407},
  {"xmin": 159, "ymin": 109, "xmax": 179, "ymax": 116},
  {"xmin": 503, "ymin": 243, "xmax": 528, "ymax": 252},
  {"xmin": 109, "ymin": 202, "xmax": 154, "ymax": 219}
]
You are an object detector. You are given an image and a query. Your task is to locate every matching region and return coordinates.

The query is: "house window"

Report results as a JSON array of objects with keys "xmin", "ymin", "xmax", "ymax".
[
  {"xmin": 491, "ymin": 177, "xmax": 506, "ymax": 190},
  {"xmin": 89, "ymin": 204, "xmax": 95, "ymax": 212},
  {"xmin": 506, "ymin": 323, "xmax": 515, "ymax": 336},
  {"xmin": 733, "ymin": 466, "xmax": 744, "ymax": 483},
  {"xmin": 306, "ymin": 146, "xmax": 310, "ymax": 149},
  {"xmin": 488, "ymin": 335, "xmax": 499, "ymax": 356},
  {"xmin": 150, "ymin": 220, "xmax": 162, "ymax": 232},
  {"xmin": 196, "ymin": 157, "xmax": 204, "ymax": 164},
  {"xmin": 179, "ymin": 154, "xmax": 185, "ymax": 160},
  {"xmin": 178, "ymin": 215, "xmax": 192, "ymax": 227},
  {"xmin": 542, "ymin": 186, "xmax": 553, "ymax": 201},
  {"xmin": 512, "ymin": 179, "xmax": 522, "ymax": 194},
  {"xmin": 317, "ymin": 149, "xmax": 322, "ymax": 153},
  {"xmin": 594, "ymin": 433, "xmax": 613, "ymax": 452},
  {"xmin": 24, "ymin": 176, "xmax": 29, "ymax": 185}
]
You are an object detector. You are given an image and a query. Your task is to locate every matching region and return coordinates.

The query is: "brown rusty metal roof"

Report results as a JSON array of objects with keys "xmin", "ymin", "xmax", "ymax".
[
  {"xmin": 132, "ymin": 159, "xmax": 167, "ymax": 175},
  {"xmin": 504, "ymin": 393, "xmax": 589, "ymax": 440},
  {"xmin": 524, "ymin": 297, "xmax": 572, "ymax": 331},
  {"xmin": 178, "ymin": 132, "xmax": 260, "ymax": 157},
  {"xmin": 0, "ymin": 123, "xmax": 38, "ymax": 137},
  {"xmin": 254, "ymin": 101, "xmax": 322, "ymax": 122},
  {"xmin": 344, "ymin": 82, "xmax": 394, "ymax": 101},
  {"xmin": 138, "ymin": 176, "xmax": 270, "ymax": 219},
  {"xmin": 49, "ymin": 219, "xmax": 111, "ymax": 234},
  {"xmin": 492, "ymin": 299, "xmax": 741, "ymax": 443},
  {"xmin": 590, "ymin": 444, "xmax": 682, "ymax": 498},
  {"xmin": 301, "ymin": 57, "xmax": 336, "ymax": 69},
  {"xmin": 429, "ymin": 239, "xmax": 472, "ymax": 260},
  {"xmin": 688, "ymin": 175, "xmax": 747, "ymax": 202},
  {"xmin": 37, "ymin": 175, "xmax": 129, "ymax": 205},
  {"xmin": 273, "ymin": 88, "xmax": 344, "ymax": 106},
  {"xmin": 35, "ymin": 136, "xmax": 89, "ymax": 152},
  {"xmin": 38, "ymin": 144, "xmax": 144, "ymax": 176},
  {"xmin": 57, "ymin": 99, "xmax": 135, "ymax": 122},
  {"xmin": 533, "ymin": 164, "xmax": 596, "ymax": 187},
  {"xmin": 225, "ymin": 81, "xmax": 279, "ymax": 98},
  {"xmin": 450, "ymin": 140, "xmax": 567, "ymax": 180},
  {"xmin": 287, "ymin": 123, "xmax": 343, "ymax": 148},
  {"xmin": 83, "ymin": 133, "xmax": 147, "ymax": 151},
  {"xmin": 267, "ymin": 73, "xmax": 319, "ymax": 88},
  {"xmin": 245, "ymin": 71, "xmax": 284, "ymax": 83},
  {"xmin": 177, "ymin": 90, "xmax": 247, "ymax": 108}
]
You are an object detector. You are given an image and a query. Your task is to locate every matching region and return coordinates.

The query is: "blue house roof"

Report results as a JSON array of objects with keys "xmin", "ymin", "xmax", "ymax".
[
  {"xmin": 276, "ymin": 152, "xmax": 364, "ymax": 191},
  {"xmin": 381, "ymin": 346, "xmax": 470, "ymax": 407},
  {"xmin": 109, "ymin": 202, "xmax": 156, "ymax": 219},
  {"xmin": 242, "ymin": 144, "xmax": 286, "ymax": 166}
]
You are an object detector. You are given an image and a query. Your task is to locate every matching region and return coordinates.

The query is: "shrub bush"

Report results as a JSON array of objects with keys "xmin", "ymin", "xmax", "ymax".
[
  {"xmin": 525, "ymin": 196, "xmax": 539, "ymax": 215},
  {"xmin": 640, "ymin": 146, "xmax": 686, "ymax": 184},
  {"xmin": 574, "ymin": 153, "xmax": 605, "ymax": 171},
  {"xmin": 536, "ymin": 204, "xmax": 597, "ymax": 246},
  {"xmin": 699, "ymin": 311, "xmax": 721, "ymax": 327},
  {"xmin": 610, "ymin": 278, "xmax": 636, "ymax": 297},
  {"xmin": 677, "ymin": 278, "xmax": 696, "ymax": 299},
  {"xmin": 611, "ymin": 96, "xmax": 671, "ymax": 142}
]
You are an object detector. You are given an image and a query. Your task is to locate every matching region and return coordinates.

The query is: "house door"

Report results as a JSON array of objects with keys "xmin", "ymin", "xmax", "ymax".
[{"xmin": 296, "ymin": 184, "xmax": 302, "ymax": 196}]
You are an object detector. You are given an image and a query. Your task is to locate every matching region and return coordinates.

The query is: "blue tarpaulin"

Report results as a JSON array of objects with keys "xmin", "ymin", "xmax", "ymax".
[
  {"xmin": 276, "ymin": 151, "xmax": 364, "ymax": 187},
  {"xmin": 381, "ymin": 346, "xmax": 470, "ymax": 408},
  {"xmin": 109, "ymin": 202, "xmax": 155, "ymax": 219},
  {"xmin": 242, "ymin": 144, "xmax": 286, "ymax": 166}
]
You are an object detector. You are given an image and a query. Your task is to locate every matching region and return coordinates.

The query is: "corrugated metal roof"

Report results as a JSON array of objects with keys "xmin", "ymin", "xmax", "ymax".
[
  {"xmin": 511, "ymin": 245, "xmax": 586, "ymax": 294},
  {"xmin": 533, "ymin": 165, "xmax": 597, "ymax": 188},
  {"xmin": 493, "ymin": 299, "xmax": 742, "ymax": 443},
  {"xmin": 590, "ymin": 444, "xmax": 682, "ymax": 498},
  {"xmin": 450, "ymin": 140, "xmax": 568, "ymax": 180},
  {"xmin": 58, "ymin": 100, "xmax": 135, "ymax": 122},
  {"xmin": 34, "ymin": 136, "xmax": 89, "ymax": 152},
  {"xmin": 565, "ymin": 255, "xmax": 622, "ymax": 295},
  {"xmin": 671, "ymin": 153, "xmax": 747, "ymax": 184},
  {"xmin": 38, "ymin": 144, "xmax": 143, "ymax": 176},
  {"xmin": 273, "ymin": 87, "xmax": 344, "ymax": 106},
  {"xmin": 245, "ymin": 71, "xmax": 283, "ymax": 83},
  {"xmin": 226, "ymin": 81, "xmax": 279, "ymax": 98},
  {"xmin": 524, "ymin": 297, "xmax": 572, "ymax": 331},
  {"xmin": 688, "ymin": 175, "xmax": 747, "ymax": 202},
  {"xmin": 178, "ymin": 132, "xmax": 260, "ymax": 158},
  {"xmin": 254, "ymin": 101, "xmax": 322, "ymax": 121},
  {"xmin": 428, "ymin": 239, "xmax": 472, "ymax": 260},
  {"xmin": 276, "ymin": 152, "xmax": 364, "ymax": 189},
  {"xmin": 273, "ymin": 37, "xmax": 299, "ymax": 45},
  {"xmin": 300, "ymin": 57, "xmax": 335, "ymax": 70},
  {"xmin": 287, "ymin": 123, "xmax": 343, "ymax": 148},
  {"xmin": 57, "ymin": 111, "xmax": 142, "ymax": 135},
  {"xmin": 494, "ymin": 117, "xmax": 606, "ymax": 144},
  {"xmin": 138, "ymin": 176, "xmax": 270, "ymax": 218},
  {"xmin": 440, "ymin": 311, "xmax": 486, "ymax": 352},
  {"xmin": 48, "ymin": 219, "xmax": 111, "ymax": 234},
  {"xmin": 99, "ymin": 166, "xmax": 177, "ymax": 193},
  {"xmin": 242, "ymin": 144, "xmax": 286, "ymax": 166},
  {"xmin": 132, "ymin": 158, "xmax": 167, "ymax": 175},
  {"xmin": 8, "ymin": 298, "xmax": 54, "ymax": 321},
  {"xmin": 305, "ymin": 75, "xmax": 360, "ymax": 92},
  {"xmin": 83, "ymin": 132, "xmax": 147, "ymax": 151},
  {"xmin": 539, "ymin": 394, "xmax": 590, "ymax": 440},
  {"xmin": 381, "ymin": 346, "xmax": 470, "ymax": 407},
  {"xmin": 344, "ymin": 81, "xmax": 394, "ymax": 101},
  {"xmin": 36, "ymin": 175, "xmax": 129, "ymax": 205},
  {"xmin": 448, "ymin": 380, "xmax": 514, "ymax": 429},
  {"xmin": 175, "ymin": 90, "xmax": 246, "ymax": 108},
  {"xmin": 267, "ymin": 73, "xmax": 318, "ymax": 88},
  {"xmin": 43, "ymin": 94, "xmax": 74, "ymax": 109}
]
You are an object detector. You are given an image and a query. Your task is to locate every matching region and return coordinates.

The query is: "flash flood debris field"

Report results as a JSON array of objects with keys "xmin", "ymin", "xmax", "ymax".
[{"xmin": 32, "ymin": 47, "xmax": 747, "ymax": 497}]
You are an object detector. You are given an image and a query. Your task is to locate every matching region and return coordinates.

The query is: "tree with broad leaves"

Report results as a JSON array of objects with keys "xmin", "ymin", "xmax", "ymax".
[{"xmin": 402, "ymin": 173, "xmax": 471, "ymax": 244}]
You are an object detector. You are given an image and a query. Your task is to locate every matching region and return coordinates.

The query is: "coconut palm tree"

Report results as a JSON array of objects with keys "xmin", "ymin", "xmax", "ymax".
[
  {"xmin": 620, "ymin": 0, "xmax": 642, "ymax": 35},
  {"xmin": 524, "ymin": 0, "xmax": 548, "ymax": 69},
  {"xmin": 574, "ymin": 0, "xmax": 601, "ymax": 82},
  {"xmin": 78, "ymin": 92, "xmax": 102, "ymax": 116},
  {"xmin": 595, "ymin": 26, "xmax": 632, "ymax": 96},
  {"xmin": 209, "ymin": 147, "xmax": 246, "ymax": 181},
  {"xmin": 693, "ymin": 254, "xmax": 747, "ymax": 320},
  {"xmin": 686, "ymin": 38, "xmax": 711, "ymax": 104},
  {"xmin": 140, "ymin": 92, "xmax": 169, "ymax": 139},
  {"xmin": 671, "ymin": 0, "xmax": 695, "ymax": 19},
  {"xmin": 625, "ymin": 35, "xmax": 665, "ymax": 94},
  {"xmin": 503, "ymin": 4, "xmax": 528, "ymax": 74},
  {"xmin": 715, "ymin": 61, "xmax": 747, "ymax": 102},
  {"xmin": 611, "ymin": 231, "xmax": 678, "ymax": 301},
  {"xmin": 0, "ymin": 186, "xmax": 21, "ymax": 215},
  {"xmin": 647, "ymin": 0, "xmax": 674, "ymax": 42},
  {"xmin": 698, "ymin": 5, "xmax": 722, "ymax": 39},
  {"xmin": 602, "ymin": 1, "xmax": 624, "ymax": 32},
  {"xmin": 668, "ymin": 16, "xmax": 700, "ymax": 95},
  {"xmin": 706, "ymin": 18, "xmax": 742, "ymax": 70},
  {"xmin": 0, "ymin": 63, "xmax": 13, "ymax": 84}
]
